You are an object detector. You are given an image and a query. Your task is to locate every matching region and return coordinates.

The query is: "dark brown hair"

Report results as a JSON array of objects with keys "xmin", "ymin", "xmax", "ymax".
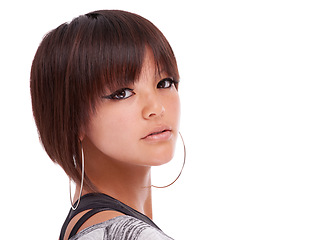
[{"xmin": 30, "ymin": 10, "xmax": 179, "ymax": 191}]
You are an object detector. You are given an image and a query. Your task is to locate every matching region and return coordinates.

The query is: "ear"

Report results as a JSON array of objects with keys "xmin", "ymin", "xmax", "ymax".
[{"xmin": 79, "ymin": 130, "xmax": 86, "ymax": 142}]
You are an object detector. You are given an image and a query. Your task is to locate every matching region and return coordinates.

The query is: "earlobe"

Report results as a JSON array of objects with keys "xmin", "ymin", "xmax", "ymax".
[
  {"xmin": 79, "ymin": 132, "xmax": 85, "ymax": 142},
  {"xmin": 79, "ymin": 124, "xmax": 88, "ymax": 142}
]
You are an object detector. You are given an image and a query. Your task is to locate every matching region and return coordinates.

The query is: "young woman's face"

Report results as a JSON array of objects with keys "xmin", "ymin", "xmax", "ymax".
[{"xmin": 83, "ymin": 50, "xmax": 180, "ymax": 167}]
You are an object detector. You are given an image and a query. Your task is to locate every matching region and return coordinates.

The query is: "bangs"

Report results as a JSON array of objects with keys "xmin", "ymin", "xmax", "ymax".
[{"xmin": 75, "ymin": 10, "xmax": 179, "ymax": 102}]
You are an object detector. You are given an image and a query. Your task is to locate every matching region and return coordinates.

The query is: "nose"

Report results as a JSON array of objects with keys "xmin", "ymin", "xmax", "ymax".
[{"xmin": 142, "ymin": 93, "xmax": 165, "ymax": 119}]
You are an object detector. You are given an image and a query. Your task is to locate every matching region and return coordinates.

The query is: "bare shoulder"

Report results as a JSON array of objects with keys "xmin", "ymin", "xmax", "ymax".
[{"xmin": 64, "ymin": 210, "xmax": 124, "ymax": 240}]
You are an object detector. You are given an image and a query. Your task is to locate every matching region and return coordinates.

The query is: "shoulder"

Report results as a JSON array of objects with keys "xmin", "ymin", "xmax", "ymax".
[
  {"xmin": 64, "ymin": 210, "xmax": 123, "ymax": 240},
  {"xmin": 70, "ymin": 215, "xmax": 173, "ymax": 240}
]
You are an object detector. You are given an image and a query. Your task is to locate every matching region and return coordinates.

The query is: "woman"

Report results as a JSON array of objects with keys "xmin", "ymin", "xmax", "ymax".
[{"xmin": 30, "ymin": 10, "xmax": 184, "ymax": 240}]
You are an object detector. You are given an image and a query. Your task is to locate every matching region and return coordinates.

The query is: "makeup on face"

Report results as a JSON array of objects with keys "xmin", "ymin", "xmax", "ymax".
[
  {"xmin": 83, "ymin": 49, "xmax": 180, "ymax": 167},
  {"xmin": 101, "ymin": 77, "xmax": 179, "ymax": 101}
]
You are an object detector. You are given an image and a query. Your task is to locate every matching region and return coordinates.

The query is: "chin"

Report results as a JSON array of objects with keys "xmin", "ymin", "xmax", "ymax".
[
  {"xmin": 146, "ymin": 148, "xmax": 176, "ymax": 167},
  {"xmin": 141, "ymin": 136, "xmax": 178, "ymax": 167}
]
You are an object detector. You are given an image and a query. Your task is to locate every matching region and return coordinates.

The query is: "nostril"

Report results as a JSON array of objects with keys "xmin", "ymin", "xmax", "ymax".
[{"xmin": 146, "ymin": 108, "xmax": 164, "ymax": 119}]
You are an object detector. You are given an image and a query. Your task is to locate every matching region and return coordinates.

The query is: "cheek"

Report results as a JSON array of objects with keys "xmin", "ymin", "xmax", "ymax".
[
  {"xmin": 166, "ymin": 93, "xmax": 181, "ymax": 128},
  {"xmin": 85, "ymin": 107, "xmax": 137, "ymax": 160}
]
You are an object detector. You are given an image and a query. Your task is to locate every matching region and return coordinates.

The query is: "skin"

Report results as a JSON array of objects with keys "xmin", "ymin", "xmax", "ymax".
[{"xmin": 65, "ymin": 49, "xmax": 180, "ymax": 239}]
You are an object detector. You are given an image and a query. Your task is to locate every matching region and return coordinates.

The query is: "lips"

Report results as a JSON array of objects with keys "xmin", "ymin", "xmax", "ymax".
[
  {"xmin": 141, "ymin": 126, "xmax": 172, "ymax": 141},
  {"xmin": 148, "ymin": 129, "xmax": 168, "ymax": 136}
]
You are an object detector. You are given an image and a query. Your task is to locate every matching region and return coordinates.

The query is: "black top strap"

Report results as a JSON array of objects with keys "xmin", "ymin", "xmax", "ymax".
[
  {"xmin": 69, "ymin": 208, "xmax": 112, "ymax": 239},
  {"xmin": 59, "ymin": 193, "xmax": 159, "ymax": 240}
]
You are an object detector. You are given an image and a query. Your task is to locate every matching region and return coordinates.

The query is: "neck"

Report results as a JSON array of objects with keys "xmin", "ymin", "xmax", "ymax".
[{"xmin": 74, "ymin": 137, "xmax": 153, "ymax": 219}]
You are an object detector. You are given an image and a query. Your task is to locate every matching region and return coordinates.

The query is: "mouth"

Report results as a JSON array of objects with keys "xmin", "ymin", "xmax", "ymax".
[
  {"xmin": 148, "ymin": 129, "xmax": 169, "ymax": 136},
  {"xmin": 141, "ymin": 127, "xmax": 173, "ymax": 141}
]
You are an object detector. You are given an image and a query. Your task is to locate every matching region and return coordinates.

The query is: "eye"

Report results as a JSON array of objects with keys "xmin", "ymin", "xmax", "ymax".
[
  {"xmin": 157, "ymin": 78, "xmax": 178, "ymax": 89},
  {"xmin": 102, "ymin": 88, "xmax": 135, "ymax": 100}
]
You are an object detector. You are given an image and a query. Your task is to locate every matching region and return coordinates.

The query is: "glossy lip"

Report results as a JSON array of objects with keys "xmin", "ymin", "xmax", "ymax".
[{"xmin": 141, "ymin": 126, "xmax": 173, "ymax": 142}]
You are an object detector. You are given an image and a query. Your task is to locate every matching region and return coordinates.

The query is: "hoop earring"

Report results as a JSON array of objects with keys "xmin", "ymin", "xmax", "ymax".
[
  {"xmin": 69, "ymin": 142, "xmax": 85, "ymax": 210},
  {"xmin": 151, "ymin": 132, "xmax": 186, "ymax": 189}
]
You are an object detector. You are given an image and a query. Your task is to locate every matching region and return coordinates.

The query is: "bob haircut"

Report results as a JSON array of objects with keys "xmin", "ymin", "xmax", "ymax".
[{"xmin": 30, "ymin": 10, "xmax": 179, "ymax": 191}]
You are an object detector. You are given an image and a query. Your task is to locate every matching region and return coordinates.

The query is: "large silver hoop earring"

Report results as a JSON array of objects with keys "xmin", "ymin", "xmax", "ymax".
[
  {"xmin": 69, "ymin": 142, "xmax": 85, "ymax": 210},
  {"xmin": 151, "ymin": 132, "xmax": 186, "ymax": 189}
]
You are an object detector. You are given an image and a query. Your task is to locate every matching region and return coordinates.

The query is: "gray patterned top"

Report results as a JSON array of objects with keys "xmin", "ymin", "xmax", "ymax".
[{"xmin": 69, "ymin": 215, "xmax": 174, "ymax": 240}]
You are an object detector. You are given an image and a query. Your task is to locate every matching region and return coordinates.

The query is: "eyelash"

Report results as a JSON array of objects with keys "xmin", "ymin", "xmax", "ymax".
[
  {"xmin": 102, "ymin": 88, "xmax": 135, "ymax": 100},
  {"xmin": 157, "ymin": 78, "xmax": 179, "ymax": 89},
  {"xmin": 102, "ymin": 78, "xmax": 178, "ymax": 101}
]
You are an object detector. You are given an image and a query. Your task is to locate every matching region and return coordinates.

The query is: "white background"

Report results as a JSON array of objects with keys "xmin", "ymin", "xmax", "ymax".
[{"xmin": 1, "ymin": 0, "xmax": 326, "ymax": 239}]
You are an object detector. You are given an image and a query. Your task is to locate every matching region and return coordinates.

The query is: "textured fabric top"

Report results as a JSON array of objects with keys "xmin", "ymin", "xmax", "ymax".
[{"xmin": 69, "ymin": 215, "xmax": 173, "ymax": 240}]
